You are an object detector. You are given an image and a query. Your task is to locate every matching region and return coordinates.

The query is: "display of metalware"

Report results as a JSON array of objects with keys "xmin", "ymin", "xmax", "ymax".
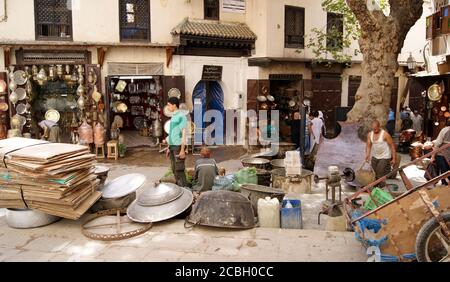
[
  {"xmin": 187, "ymin": 191, "xmax": 256, "ymax": 229},
  {"xmin": 0, "ymin": 79, "xmax": 6, "ymax": 93}
]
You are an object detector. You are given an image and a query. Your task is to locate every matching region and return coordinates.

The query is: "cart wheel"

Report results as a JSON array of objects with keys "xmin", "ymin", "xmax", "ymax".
[{"xmin": 416, "ymin": 212, "xmax": 450, "ymax": 262}]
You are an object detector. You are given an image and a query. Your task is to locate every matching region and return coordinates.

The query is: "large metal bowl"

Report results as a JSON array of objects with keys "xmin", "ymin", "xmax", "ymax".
[
  {"xmin": 127, "ymin": 186, "xmax": 193, "ymax": 223},
  {"xmin": 6, "ymin": 209, "xmax": 60, "ymax": 229},
  {"xmin": 241, "ymin": 158, "xmax": 271, "ymax": 170},
  {"xmin": 187, "ymin": 191, "xmax": 255, "ymax": 229}
]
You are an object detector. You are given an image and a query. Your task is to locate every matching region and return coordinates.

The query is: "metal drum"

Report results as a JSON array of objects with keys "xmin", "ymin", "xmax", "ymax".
[
  {"xmin": 272, "ymin": 168, "xmax": 313, "ymax": 194},
  {"xmin": 241, "ymin": 158, "xmax": 271, "ymax": 170}
]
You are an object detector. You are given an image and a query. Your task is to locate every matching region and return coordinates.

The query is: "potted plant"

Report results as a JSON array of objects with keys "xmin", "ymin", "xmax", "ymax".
[{"xmin": 118, "ymin": 143, "xmax": 127, "ymax": 158}]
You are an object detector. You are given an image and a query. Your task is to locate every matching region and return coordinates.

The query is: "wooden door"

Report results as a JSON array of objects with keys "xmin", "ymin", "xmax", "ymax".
[
  {"xmin": 348, "ymin": 75, "xmax": 361, "ymax": 107},
  {"xmin": 311, "ymin": 73, "xmax": 342, "ymax": 135}
]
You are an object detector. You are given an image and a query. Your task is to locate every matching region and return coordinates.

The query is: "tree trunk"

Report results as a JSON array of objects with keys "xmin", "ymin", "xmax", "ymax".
[
  {"xmin": 345, "ymin": 0, "xmax": 424, "ymax": 138},
  {"xmin": 347, "ymin": 27, "xmax": 399, "ymax": 138}
]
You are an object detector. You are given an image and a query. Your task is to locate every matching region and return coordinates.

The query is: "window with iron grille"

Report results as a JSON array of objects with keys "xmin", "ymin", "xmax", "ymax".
[
  {"xmin": 285, "ymin": 6, "xmax": 305, "ymax": 49},
  {"xmin": 327, "ymin": 12, "xmax": 344, "ymax": 50},
  {"xmin": 34, "ymin": 0, "xmax": 73, "ymax": 41},
  {"xmin": 204, "ymin": 0, "xmax": 220, "ymax": 20},
  {"xmin": 119, "ymin": 0, "xmax": 150, "ymax": 41}
]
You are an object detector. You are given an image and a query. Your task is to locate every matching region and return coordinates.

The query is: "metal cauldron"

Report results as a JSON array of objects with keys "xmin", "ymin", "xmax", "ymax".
[
  {"xmin": 187, "ymin": 191, "xmax": 256, "ymax": 229},
  {"xmin": 240, "ymin": 184, "xmax": 285, "ymax": 215},
  {"xmin": 241, "ymin": 158, "xmax": 271, "ymax": 170}
]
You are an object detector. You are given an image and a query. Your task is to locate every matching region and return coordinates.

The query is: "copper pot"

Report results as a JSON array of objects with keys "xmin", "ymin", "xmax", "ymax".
[
  {"xmin": 79, "ymin": 121, "xmax": 93, "ymax": 144},
  {"xmin": 94, "ymin": 122, "xmax": 105, "ymax": 145}
]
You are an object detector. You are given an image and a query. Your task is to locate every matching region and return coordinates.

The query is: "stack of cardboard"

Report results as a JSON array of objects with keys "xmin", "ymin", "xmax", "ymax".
[{"xmin": 0, "ymin": 138, "xmax": 101, "ymax": 220}]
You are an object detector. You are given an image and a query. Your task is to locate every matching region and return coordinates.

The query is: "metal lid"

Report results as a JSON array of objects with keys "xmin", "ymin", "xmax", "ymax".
[
  {"xmin": 137, "ymin": 183, "xmax": 183, "ymax": 207},
  {"xmin": 102, "ymin": 173, "xmax": 146, "ymax": 199},
  {"xmin": 94, "ymin": 165, "xmax": 110, "ymax": 175},
  {"xmin": 127, "ymin": 187, "xmax": 193, "ymax": 223}
]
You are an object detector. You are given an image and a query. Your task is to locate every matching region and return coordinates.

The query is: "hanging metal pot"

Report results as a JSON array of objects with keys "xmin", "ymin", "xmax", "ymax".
[
  {"xmin": 56, "ymin": 65, "xmax": 64, "ymax": 79},
  {"xmin": 428, "ymin": 84, "xmax": 442, "ymax": 102},
  {"xmin": 36, "ymin": 67, "xmax": 48, "ymax": 86},
  {"xmin": 9, "ymin": 91, "xmax": 19, "ymax": 106},
  {"xmin": 267, "ymin": 95, "xmax": 275, "ymax": 102},
  {"xmin": 76, "ymin": 84, "xmax": 86, "ymax": 96},
  {"xmin": 77, "ymin": 95, "xmax": 86, "ymax": 110},
  {"xmin": 9, "ymin": 80, "xmax": 17, "ymax": 92},
  {"xmin": 48, "ymin": 65, "xmax": 56, "ymax": 81}
]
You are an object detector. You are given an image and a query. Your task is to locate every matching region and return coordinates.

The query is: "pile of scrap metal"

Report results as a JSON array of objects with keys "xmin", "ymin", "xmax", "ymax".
[{"xmin": 343, "ymin": 144, "xmax": 450, "ymax": 262}]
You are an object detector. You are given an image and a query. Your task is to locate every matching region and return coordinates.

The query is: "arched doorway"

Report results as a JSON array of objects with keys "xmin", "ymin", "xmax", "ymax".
[{"xmin": 192, "ymin": 80, "xmax": 225, "ymax": 145}]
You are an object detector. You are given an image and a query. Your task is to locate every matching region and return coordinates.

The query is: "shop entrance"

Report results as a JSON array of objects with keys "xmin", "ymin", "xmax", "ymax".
[
  {"xmin": 106, "ymin": 76, "xmax": 163, "ymax": 148},
  {"xmin": 192, "ymin": 80, "xmax": 225, "ymax": 145}
]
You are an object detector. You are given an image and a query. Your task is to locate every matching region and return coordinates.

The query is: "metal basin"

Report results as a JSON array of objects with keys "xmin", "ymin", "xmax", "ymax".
[
  {"xmin": 240, "ymin": 184, "xmax": 285, "ymax": 215},
  {"xmin": 270, "ymin": 159, "xmax": 285, "ymax": 169},
  {"xmin": 6, "ymin": 209, "xmax": 60, "ymax": 229},
  {"xmin": 187, "ymin": 191, "xmax": 255, "ymax": 229},
  {"xmin": 241, "ymin": 158, "xmax": 271, "ymax": 170}
]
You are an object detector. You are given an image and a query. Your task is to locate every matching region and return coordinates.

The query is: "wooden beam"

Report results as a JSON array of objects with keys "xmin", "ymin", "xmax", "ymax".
[
  {"xmin": 166, "ymin": 47, "xmax": 175, "ymax": 68},
  {"xmin": 97, "ymin": 47, "xmax": 108, "ymax": 68},
  {"xmin": 3, "ymin": 47, "xmax": 11, "ymax": 67}
]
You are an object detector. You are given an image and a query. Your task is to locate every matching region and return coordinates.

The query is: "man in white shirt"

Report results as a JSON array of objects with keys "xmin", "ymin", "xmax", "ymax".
[
  {"xmin": 432, "ymin": 119, "xmax": 450, "ymax": 185},
  {"xmin": 365, "ymin": 120, "xmax": 397, "ymax": 187},
  {"xmin": 308, "ymin": 111, "xmax": 324, "ymax": 165},
  {"xmin": 411, "ymin": 110, "xmax": 423, "ymax": 134}
]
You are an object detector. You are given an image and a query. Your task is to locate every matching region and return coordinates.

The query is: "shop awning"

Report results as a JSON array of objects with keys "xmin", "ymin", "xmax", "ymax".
[
  {"xmin": 171, "ymin": 18, "xmax": 256, "ymax": 57},
  {"xmin": 172, "ymin": 18, "xmax": 257, "ymax": 41}
]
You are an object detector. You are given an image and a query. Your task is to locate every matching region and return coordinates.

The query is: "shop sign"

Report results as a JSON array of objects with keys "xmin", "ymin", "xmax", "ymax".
[
  {"xmin": 222, "ymin": 0, "xmax": 246, "ymax": 13},
  {"xmin": 202, "ymin": 65, "xmax": 223, "ymax": 81}
]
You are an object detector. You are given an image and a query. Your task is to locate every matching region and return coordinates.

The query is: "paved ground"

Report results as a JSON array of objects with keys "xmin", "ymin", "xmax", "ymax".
[
  {"xmin": 0, "ymin": 147, "xmax": 425, "ymax": 262},
  {"xmin": 0, "ymin": 215, "xmax": 366, "ymax": 262}
]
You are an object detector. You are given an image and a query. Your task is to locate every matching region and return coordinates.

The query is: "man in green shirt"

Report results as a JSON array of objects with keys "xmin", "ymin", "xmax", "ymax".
[{"xmin": 166, "ymin": 97, "xmax": 188, "ymax": 187}]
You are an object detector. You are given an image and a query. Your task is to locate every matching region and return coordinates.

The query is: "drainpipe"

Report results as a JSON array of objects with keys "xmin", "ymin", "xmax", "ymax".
[{"xmin": 0, "ymin": 0, "xmax": 7, "ymax": 23}]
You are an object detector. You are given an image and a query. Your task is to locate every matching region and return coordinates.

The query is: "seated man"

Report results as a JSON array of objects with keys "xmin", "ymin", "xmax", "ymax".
[{"xmin": 191, "ymin": 147, "xmax": 219, "ymax": 193}]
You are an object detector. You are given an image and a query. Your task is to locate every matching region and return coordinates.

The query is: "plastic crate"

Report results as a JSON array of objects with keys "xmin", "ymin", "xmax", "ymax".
[
  {"xmin": 363, "ymin": 188, "xmax": 394, "ymax": 211},
  {"xmin": 281, "ymin": 199, "xmax": 302, "ymax": 229}
]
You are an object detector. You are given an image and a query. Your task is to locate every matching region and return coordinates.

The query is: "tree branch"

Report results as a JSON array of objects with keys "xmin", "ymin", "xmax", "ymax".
[
  {"xmin": 389, "ymin": 0, "xmax": 423, "ymax": 28},
  {"xmin": 345, "ymin": 0, "xmax": 378, "ymax": 31}
]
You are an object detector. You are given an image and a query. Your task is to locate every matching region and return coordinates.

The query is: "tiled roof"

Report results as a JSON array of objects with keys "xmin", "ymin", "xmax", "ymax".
[{"xmin": 172, "ymin": 18, "xmax": 257, "ymax": 41}]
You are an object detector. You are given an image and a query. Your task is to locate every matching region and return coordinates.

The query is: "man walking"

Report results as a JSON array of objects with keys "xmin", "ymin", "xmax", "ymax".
[
  {"xmin": 166, "ymin": 97, "xmax": 188, "ymax": 187},
  {"xmin": 365, "ymin": 120, "xmax": 397, "ymax": 187}
]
